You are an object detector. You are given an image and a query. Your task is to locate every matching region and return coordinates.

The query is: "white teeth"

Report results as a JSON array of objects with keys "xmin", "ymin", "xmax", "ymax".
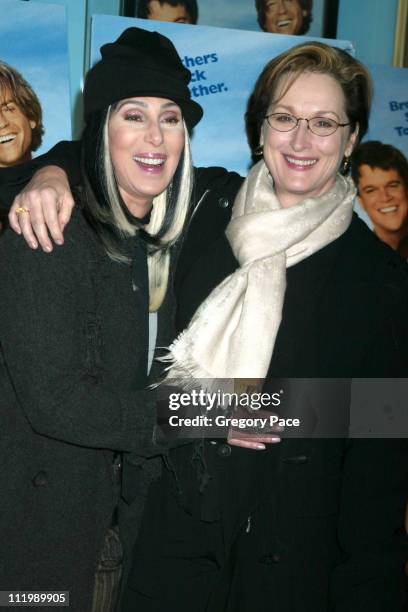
[
  {"xmin": 379, "ymin": 205, "xmax": 398, "ymax": 213},
  {"xmin": 278, "ymin": 20, "xmax": 291, "ymax": 27},
  {"xmin": 0, "ymin": 134, "xmax": 15, "ymax": 144},
  {"xmin": 133, "ymin": 156, "xmax": 164, "ymax": 166},
  {"xmin": 286, "ymin": 156, "xmax": 317, "ymax": 167}
]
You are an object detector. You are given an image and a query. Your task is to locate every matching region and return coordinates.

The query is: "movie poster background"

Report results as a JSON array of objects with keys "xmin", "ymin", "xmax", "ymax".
[
  {"xmin": 91, "ymin": 15, "xmax": 353, "ymax": 177},
  {"xmin": 131, "ymin": 0, "xmax": 331, "ymax": 37},
  {"xmin": 91, "ymin": 15, "xmax": 408, "ymax": 229},
  {"xmin": 0, "ymin": 0, "xmax": 72, "ymax": 154}
]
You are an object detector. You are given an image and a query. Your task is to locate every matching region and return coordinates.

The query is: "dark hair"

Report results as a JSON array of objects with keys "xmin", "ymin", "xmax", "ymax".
[
  {"xmin": 137, "ymin": 0, "xmax": 198, "ymax": 23},
  {"xmin": 255, "ymin": 0, "xmax": 313, "ymax": 34},
  {"xmin": 0, "ymin": 61, "xmax": 44, "ymax": 151},
  {"xmin": 246, "ymin": 42, "xmax": 372, "ymax": 162},
  {"xmin": 351, "ymin": 141, "xmax": 408, "ymax": 194}
]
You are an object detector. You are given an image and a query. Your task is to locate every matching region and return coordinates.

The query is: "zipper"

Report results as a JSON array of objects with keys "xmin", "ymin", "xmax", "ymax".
[{"xmin": 188, "ymin": 189, "xmax": 211, "ymax": 226}]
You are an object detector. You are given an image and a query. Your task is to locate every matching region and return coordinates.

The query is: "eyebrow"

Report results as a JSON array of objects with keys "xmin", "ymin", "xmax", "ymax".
[
  {"xmin": 361, "ymin": 179, "xmax": 402, "ymax": 189},
  {"xmin": 115, "ymin": 99, "xmax": 180, "ymax": 111},
  {"xmin": 271, "ymin": 103, "xmax": 341, "ymax": 119}
]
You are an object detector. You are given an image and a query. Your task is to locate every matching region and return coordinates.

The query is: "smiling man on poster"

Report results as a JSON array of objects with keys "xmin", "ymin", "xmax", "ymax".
[{"xmin": 0, "ymin": 62, "xmax": 43, "ymax": 168}]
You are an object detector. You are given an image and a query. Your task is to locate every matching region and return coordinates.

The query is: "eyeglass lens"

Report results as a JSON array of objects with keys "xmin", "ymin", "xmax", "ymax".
[{"xmin": 267, "ymin": 113, "xmax": 340, "ymax": 136}]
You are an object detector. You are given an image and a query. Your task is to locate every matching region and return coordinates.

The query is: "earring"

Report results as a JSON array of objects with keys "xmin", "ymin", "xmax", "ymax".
[
  {"xmin": 254, "ymin": 144, "xmax": 263, "ymax": 157},
  {"xmin": 342, "ymin": 156, "xmax": 351, "ymax": 174}
]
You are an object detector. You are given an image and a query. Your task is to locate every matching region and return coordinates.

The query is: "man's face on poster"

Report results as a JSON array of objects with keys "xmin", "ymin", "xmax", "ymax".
[
  {"xmin": 263, "ymin": 0, "xmax": 307, "ymax": 35},
  {"xmin": 0, "ymin": 87, "xmax": 36, "ymax": 167},
  {"xmin": 146, "ymin": 1, "xmax": 193, "ymax": 23},
  {"xmin": 357, "ymin": 164, "xmax": 408, "ymax": 235}
]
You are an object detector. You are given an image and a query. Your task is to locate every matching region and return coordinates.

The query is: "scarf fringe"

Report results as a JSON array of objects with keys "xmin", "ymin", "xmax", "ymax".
[{"xmin": 155, "ymin": 331, "xmax": 234, "ymax": 395}]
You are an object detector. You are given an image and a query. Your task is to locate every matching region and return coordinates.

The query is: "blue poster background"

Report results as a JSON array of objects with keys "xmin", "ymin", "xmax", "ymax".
[
  {"xmin": 365, "ymin": 64, "xmax": 408, "ymax": 158},
  {"xmin": 0, "ymin": 0, "xmax": 72, "ymax": 154}
]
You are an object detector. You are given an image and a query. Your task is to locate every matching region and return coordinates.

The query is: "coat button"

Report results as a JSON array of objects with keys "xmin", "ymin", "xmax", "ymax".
[
  {"xmin": 259, "ymin": 552, "xmax": 282, "ymax": 564},
  {"xmin": 282, "ymin": 454, "xmax": 308, "ymax": 464},
  {"xmin": 218, "ymin": 197, "xmax": 229, "ymax": 208},
  {"xmin": 32, "ymin": 471, "xmax": 48, "ymax": 487},
  {"xmin": 113, "ymin": 458, "xmax": 122, "ymax": 484},
  {"xmin": 217, "ymin": 443, "xmax": 231, "ymax": 457}
]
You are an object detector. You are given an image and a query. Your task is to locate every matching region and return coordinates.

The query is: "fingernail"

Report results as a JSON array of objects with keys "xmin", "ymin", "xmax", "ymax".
[
  {"xmin": 44, "ymin": 245, "xmax": 52, "ymax": 253},
  {"xmin": 30, "ymin": 242, "xmax": 38, "ymax": 249},
  {"xmin": 55, "ymin": 240, "xmax": 63, "ymax": 246}
]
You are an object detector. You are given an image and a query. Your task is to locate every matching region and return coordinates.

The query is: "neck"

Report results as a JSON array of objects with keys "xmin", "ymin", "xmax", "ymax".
[
  {"xmin": 126, "ymin": 201, "xmax": 153, "ymax": 219},
  {"xmin": 121, "ymin": 192, "xmax": 154, "ymax": 219},
  {"xmin": 275, "ymin": 177, "xmax": 338, "ymax": 209},
  {"xmin": 374, "ymin": 226, "xmax": 407, "ymax": 251},
  {"xmin": 0, "ymin": 151, "xmax": 32, "ymax": 168}
]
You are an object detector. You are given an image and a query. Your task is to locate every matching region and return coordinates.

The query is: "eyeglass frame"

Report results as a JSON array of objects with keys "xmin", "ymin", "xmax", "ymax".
[{"xmin": 264, "ymin": 112, "xmax": 351, "ymax": 137}]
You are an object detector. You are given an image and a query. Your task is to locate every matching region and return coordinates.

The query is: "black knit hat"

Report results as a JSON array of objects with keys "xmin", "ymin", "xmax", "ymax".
[{"xmin": 83, "ymin": 27, "xmax": 203, "ymax": 129}]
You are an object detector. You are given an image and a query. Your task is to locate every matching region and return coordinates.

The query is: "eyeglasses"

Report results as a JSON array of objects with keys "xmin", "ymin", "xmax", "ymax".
[{"xmin": 265, "ymin": 113, "xmax": 350, "ymax": 137}]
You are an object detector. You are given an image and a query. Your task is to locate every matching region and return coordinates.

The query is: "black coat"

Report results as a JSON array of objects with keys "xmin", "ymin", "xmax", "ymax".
[
  {"xmin": 0, "ymin": 146, "xmax": 243, "ymax": 611},
  {"xmin": 0, "ymin": 153, "xmax": 242, "ymax": 611},
  {"xmin": 0, "ymin": 207, "xmax": 167, "ymax": 611},
  {"xmin": 2, "ymin": 150, "xmax": 407, "ymax": 611},
  {"xmin": 125, "ymin": 168, "xmax": 408, "ymax": 612}
]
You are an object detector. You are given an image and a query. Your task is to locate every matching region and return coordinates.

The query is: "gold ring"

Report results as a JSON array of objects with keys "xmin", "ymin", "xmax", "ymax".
[{"xmin": 15, "ymin": 207, "xmax": 30, "ymax": 214}]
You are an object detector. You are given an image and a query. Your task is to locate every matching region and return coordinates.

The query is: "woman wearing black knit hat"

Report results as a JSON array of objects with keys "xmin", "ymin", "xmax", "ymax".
[{"xmin": 0, "ymin": 27, "xmax": 202, "ymax": 612}]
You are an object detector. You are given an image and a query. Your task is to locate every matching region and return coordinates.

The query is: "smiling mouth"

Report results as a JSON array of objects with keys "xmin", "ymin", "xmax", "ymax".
[
  {"xmin": 277, "ymin": 19, "xmax": 291, "ymax": 28},
  {"xmin": 0, "ymin": 134, "xmax": 16, "ymax": 144},
  {"xmin": 378, "ymin": 205, "xmax": 398, "ymax": 214},
  {"xmin": 132, "ymin": 156, "xmax": 165, "ymax": 167},
  {"xmin": 285, "ymin": 155, "xmax": 317, "ymax": 167}
]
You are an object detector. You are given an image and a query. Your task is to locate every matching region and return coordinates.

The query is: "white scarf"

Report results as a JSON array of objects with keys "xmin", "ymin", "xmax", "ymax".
[{"xmin": 163, "ymin": 160, "xmax": 356, "ymax": 380}]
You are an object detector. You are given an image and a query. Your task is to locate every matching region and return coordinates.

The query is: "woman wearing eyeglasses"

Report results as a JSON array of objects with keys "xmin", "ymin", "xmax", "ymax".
[
  {"xmin": 5, "ymin": 42, "xmax": 408, "ymax": 611},
  {"xmin": 125, "ymin": 41, "xmax": 408, "ymax": 611}
]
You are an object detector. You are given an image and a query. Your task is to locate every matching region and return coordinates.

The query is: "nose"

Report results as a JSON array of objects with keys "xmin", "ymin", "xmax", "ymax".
[
  {"xmin": 0, "ymin": 109, "xmax": 9, "ymax": 129},
  {"xmin": 379, "ymin": 187, "xmax": 393, "ymax": 202},
  {"xmin": 144, "ymin": 120, "xmax": 164, "ymax": 146},
  {"xmin": 289, "ymin": 119, "xmax": 312, "ymax": 152},
  {"xmin": 278, "ymin": 0, "xmax": 287, "ymax": 13}
]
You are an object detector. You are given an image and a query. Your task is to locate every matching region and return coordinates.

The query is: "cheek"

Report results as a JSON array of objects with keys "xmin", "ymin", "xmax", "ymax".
[
  {"xmin": 317, "ymin": 137, "xmax": 346, "ymax": 164},
  {"xmin": 109, "ymin": 125, "xmax": 126, "ymax": 149},
  {"xmin": 108, "ymin": 125, "xmax": 135, "ymax": 164},
  {"xmin": 398, "ymin": 190, "xmax": 408, "ymax": 206},
  {"xmin": 263, "ymin": 141, "xmax": 284, "ymax": 174},
  {"xmin": 167, "ymin": 132, "xmax": 185, "ymax": 165},
  {"xmin": 23, "ymin": 120, "xmax": 34, "ymax": 142},
  {"xmin": 362, "ymin": 198, "xmax": 376, "ymax": 212},
  {"xmin": 264, "ymin": 131, "xmax": 287, "ymax": 155}
]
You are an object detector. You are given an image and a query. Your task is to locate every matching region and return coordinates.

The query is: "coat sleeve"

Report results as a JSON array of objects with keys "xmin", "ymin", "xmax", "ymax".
[
  {"xmin": 0, "ymin": 140, "xmax": 81, "ymax": 208},
  {"xmin": 330, "ymin": 286, "xmax": 408, "ymax": 610},
  {"xmin": 330, "ymin": 438, "xmax": 408, "ymax": 611},
  {"xmin": 0, "ymin": 227, "xmax": 160, "ymax": 455}
]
